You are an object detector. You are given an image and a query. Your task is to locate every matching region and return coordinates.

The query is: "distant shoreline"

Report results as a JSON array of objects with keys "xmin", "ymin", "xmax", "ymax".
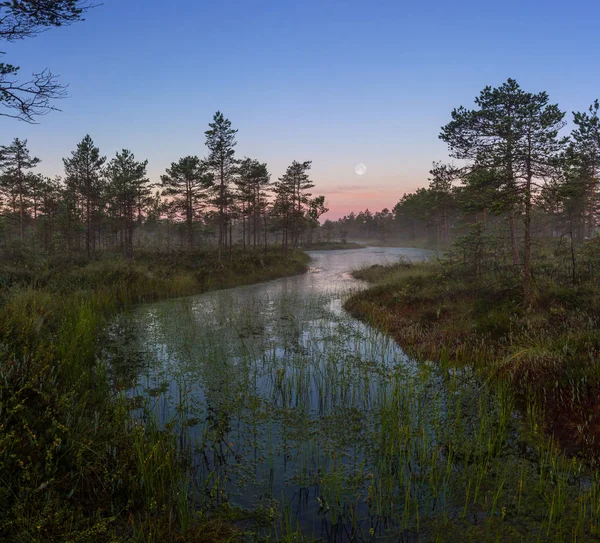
[{"xmin": 302, "ymin": 241, "xmax": 367, "ymax": 250}]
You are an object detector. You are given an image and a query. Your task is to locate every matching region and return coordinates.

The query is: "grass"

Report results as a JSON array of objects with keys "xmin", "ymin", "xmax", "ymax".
[
  {"xmin": 112, "ymin": 263, "xmax": 600, "ymax": 542},
  {"xmin": 0, "ymin": 247, "xmax": 309, "ymax": 543},
  {"xmin": 7, "ymin": 241, "xmax": 600, "ymax": 542},
  {"xmin": 350, "ymin": 258, "xmax": 419, "ymax": 282},
  {"xmin": 357, "ymin": 238, "xmax": 452, "ymax": 250},
  {"xmin": 344, "ymin": 246, "xmax": 600, "ymax": 460}
]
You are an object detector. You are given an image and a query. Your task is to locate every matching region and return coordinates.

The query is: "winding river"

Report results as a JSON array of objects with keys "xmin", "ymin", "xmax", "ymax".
[{"xmin": 107, "ymin": 247, "xmax": 498, "ymax": 542}]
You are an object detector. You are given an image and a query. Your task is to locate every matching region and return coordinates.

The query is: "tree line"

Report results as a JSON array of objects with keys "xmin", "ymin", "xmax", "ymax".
[
  {"xmin": 0, "ymin": 112, "xmax": 328, "ymax": 258},
  {"xmin": 325, "ymin": 79, "xmax": 599, "ymax": 304}
]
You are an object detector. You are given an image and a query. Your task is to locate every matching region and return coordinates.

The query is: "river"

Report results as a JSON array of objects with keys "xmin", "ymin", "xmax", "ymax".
[{"xmin": 106, "ymin": 247, "xmax": 506, "ymax": 542}]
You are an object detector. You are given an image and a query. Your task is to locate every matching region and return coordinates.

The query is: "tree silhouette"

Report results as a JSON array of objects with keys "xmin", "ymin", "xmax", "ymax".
[{"xmin": 0, "ymin": 0, "xmax": 94, "ymax": 122}]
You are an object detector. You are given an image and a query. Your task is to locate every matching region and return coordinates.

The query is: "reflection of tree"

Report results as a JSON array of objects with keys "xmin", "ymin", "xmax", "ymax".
[
  {"xmin": 200, "ymin": 402, "xmax": 233, "ymax": 506},
  {"xmin": 102, "ymin": 317, "xmax": 148, "ymax": 391},
  {"xmin": 271, "ymin": 289, "xmax": 309, "ymax": 357},
  {"xmin": 124, "ymin": 288, "xmax": 329, "ymax": 506}
]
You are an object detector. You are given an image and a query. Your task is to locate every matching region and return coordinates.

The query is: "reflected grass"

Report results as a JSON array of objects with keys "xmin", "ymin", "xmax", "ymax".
[{"xmin": 110, "ymin": 263, "xmax": 600, "ymax": 542}]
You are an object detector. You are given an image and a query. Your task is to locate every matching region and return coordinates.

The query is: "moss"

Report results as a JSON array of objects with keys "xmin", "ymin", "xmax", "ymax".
[{"xmin": 345, "ymin": 259, "xmax": 600, "ymax": 459}]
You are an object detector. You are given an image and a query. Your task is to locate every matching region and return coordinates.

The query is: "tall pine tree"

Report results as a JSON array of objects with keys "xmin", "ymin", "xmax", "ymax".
[
  {"xmin": 441, "ymin": 79, "xmax": 566, "ymax": 304},
  {"xmin": 105, "ymin": 149, "xmax": 149, "ymax": 258},
  {"xmin": 63, "ymin": 135, "xmax": 106, "ymax": 256},
  {"xmin": 161, "ymin": 156, "xmax": 213, "ymax": 248},
  {"xmin": 0, "ymin": 138, "xmax": 40, "ymax": 239},
  {"xmin": 205, "ymin": 112, "xmax": 238, "ymax": 256}
]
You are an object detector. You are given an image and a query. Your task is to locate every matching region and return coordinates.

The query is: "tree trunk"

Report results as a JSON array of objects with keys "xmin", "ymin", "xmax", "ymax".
[
  {"xmin": 443, "ymin": 208, "xmax": 448, "ymax": 240},
  {"xmin": 242, "ymin": 208, "xmax": 246, "ymax": 248},
  {"xmin": 18, "ymin": 177, "xmax": 24, "ymax": 240},
  {"xmin": 523, "ymin": 160, "xmax": 533, "ymax": 305},
  {"xmin": 589, "ymin": 154, "xmax": 597, "ymax": 238},
  {"xmin": 218, "ymin": 161, "xmax": 225, "ymax": 258},
  {"xmin": 509, "ymin": 210, "xmax": 519, "ymax": 267},
  {"xmin": 187, "ymin": 185, "xmax": 193, "ymax": 249},
  {"xmin": 263, "ymin": 213, "xmax": 268, "ymax": 250},
  {"xmin": 254, "ymin": 187, "xmax": 259, "ymax": 248},
  {"xmin": 86, "ymin": 178, "xmax": 91, "ymax": 258},
  {"xmin": 569, "ymin": 213, "xmax": 577, "ymax": 285}
]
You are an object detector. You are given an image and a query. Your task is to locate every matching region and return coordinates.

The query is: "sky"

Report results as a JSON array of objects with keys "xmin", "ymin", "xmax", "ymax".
[{"xmin": 3, "ymin": 0, "xmax": 600, "ymax": 219}]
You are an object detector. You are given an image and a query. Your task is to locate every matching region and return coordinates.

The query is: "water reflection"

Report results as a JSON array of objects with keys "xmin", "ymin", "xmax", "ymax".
[{"xmin": 107, "ymin": 247, "xmax": 481, "ymax": 541}]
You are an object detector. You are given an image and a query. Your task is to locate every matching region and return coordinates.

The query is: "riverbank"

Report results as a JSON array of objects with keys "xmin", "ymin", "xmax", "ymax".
[
  {"xmin": 0, "ymin": 248, "xmax": 309, "ymax": 543},
  {"xmin": 113, "ymin": 246, "xmax": 600, "ymax": 542},
  {"xmin": 345, "ymin": 259, "xmax": 600, "ymax": 459}
]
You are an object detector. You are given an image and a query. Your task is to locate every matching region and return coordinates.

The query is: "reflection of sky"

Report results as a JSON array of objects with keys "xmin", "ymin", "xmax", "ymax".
[
  {"xmin": 119, "ymin": 247, "xmax": 452, "ymax": 535},
  {"xmin": 127, "ymin": 246, "xmax": 434, "ymax": 414},
  {"xmin": 6, "ymin": 0, "xmax": 599, "ymax": 219}
]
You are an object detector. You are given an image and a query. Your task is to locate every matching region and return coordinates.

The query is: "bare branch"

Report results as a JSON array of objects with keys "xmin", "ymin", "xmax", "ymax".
[
  {"xmin": 1, "ymin": 65, "xmax": 67, "ymax": 122},
  {"xmin": 0, "ymin": 1, "xmax": 97, "ymax": 122}
]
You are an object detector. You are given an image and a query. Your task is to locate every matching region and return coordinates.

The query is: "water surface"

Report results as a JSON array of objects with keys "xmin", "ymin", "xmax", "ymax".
[{"xmin": 107, "ymin": 247, "xmax": 509, "ymax": 541}]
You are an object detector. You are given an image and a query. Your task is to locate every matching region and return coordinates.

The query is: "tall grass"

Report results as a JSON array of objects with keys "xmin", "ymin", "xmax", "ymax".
[
  {"xmin": 6, "ymin": 243, "xmax": 600, "ymax": 542},
  {"xmin": 107, "ymin": 252, "xmax": 600, "ymax": 542},
  {"xmin": 0, "ymin": 248, "xmax": 308, "ymax": 542},
  {"xmin": 343, "ymin": 248, "xmax": 600, "ymax": 539}
]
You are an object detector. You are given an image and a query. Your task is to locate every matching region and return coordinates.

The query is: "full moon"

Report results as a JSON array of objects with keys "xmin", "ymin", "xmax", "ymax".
[{"xmin": 354, "ymin": 163, "xmax": 367, "ymax": 176}]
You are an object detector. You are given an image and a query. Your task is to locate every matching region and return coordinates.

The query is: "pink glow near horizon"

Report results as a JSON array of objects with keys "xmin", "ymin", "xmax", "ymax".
[{"xmin": 319, "ymin": 185, "xmax": 420, "ymax": 221}]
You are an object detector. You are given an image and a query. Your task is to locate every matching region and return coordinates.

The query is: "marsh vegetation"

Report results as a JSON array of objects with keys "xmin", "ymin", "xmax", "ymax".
[
  {"xmin": 2, "ymin": 2, "xmax": 600, "ymax": 539},
  {"xmin": 98, "ymin": 247, "xmax": 599, "ymax": 542},
  {"xmin": 0, "ymin": 248, "xmax": 309, "ymax": 542}
]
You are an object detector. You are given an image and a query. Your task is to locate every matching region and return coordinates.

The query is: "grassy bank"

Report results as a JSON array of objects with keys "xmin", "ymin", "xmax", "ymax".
[
  {"xmin": 0, "ymin": 248, "xmax": 309, "ymax": 543},
  {"xmin": 345, "ymin": 252, "xmax": 600, "ymax": 460}
]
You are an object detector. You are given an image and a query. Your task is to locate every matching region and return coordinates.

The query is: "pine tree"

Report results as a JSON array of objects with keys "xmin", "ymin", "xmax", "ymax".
[
  {"xmin": 307, "ymin": 195, "xmax": 328, "ymax": 243},
  {"xmin": 457, "ymin": 167, "xmax": 504, "ymax": 226},
  {"xmin": 1, "ymin": 1, "xmax": 93, "ymax": 122},
  {"xmin": 63, "ymin": 135, "xmax": 106, "ymax": 256},
  {"xmin": 36, "ymin": 176, "xmax": 63, "ymax": 252},
  {"xmin": 428, "ymin": 162, "xmax": 457, "ymax": 242},
  {"xmin": 393, "ymin": 189, "xmax": 435, "ymax": 241},
  {"xmin": 105, "ymin": 150, "xmax": 149, "ymax": 258},
  {"xmin": 236, "ymin": 158, "xmax": 271, "ymax": 248},
  {"xmin": 271, "ymin": 175, "xmax": 294, "ymax": 255},
  {"xmin": 0, "ymin": 138, "xmax": 40, "ymax": 239},
  {"xmin": 205, "ymin": 112, "xmax": 238, "ymax": 255},
  {"xmin": 571, "ymin": 100, "xmax": 600, "ymax": 236},
  {"xmin": 278, "ymin": 160, "xmax": 314, "ymax": 248},
  {"xmin": 440, "ymin": 79, "xmax": 566, "ymax": 304},
  {"xmin": 161, "ymin": 156, "xmax": 213, "ymax": 248}
]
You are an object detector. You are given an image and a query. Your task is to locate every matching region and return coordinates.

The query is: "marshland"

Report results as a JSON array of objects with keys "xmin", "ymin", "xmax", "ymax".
[{"xmin": 2, "ymin": 2, "xmax": 600, "ymax": 542}]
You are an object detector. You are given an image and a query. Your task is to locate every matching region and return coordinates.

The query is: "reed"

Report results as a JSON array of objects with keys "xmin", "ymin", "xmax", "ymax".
[
  {"xmin": 0, "ymin": 248, "xmax": 308, "ymax": 542},
  {"xmin": 104, "ymin": 261, "xmax": 600, "ymax": 542}
]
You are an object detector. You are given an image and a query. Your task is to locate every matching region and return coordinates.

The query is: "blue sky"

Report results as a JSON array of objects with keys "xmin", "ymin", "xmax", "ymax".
[{"xmin": 4, "ymin": 0, "xmax": 600, "ymax": 218}]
